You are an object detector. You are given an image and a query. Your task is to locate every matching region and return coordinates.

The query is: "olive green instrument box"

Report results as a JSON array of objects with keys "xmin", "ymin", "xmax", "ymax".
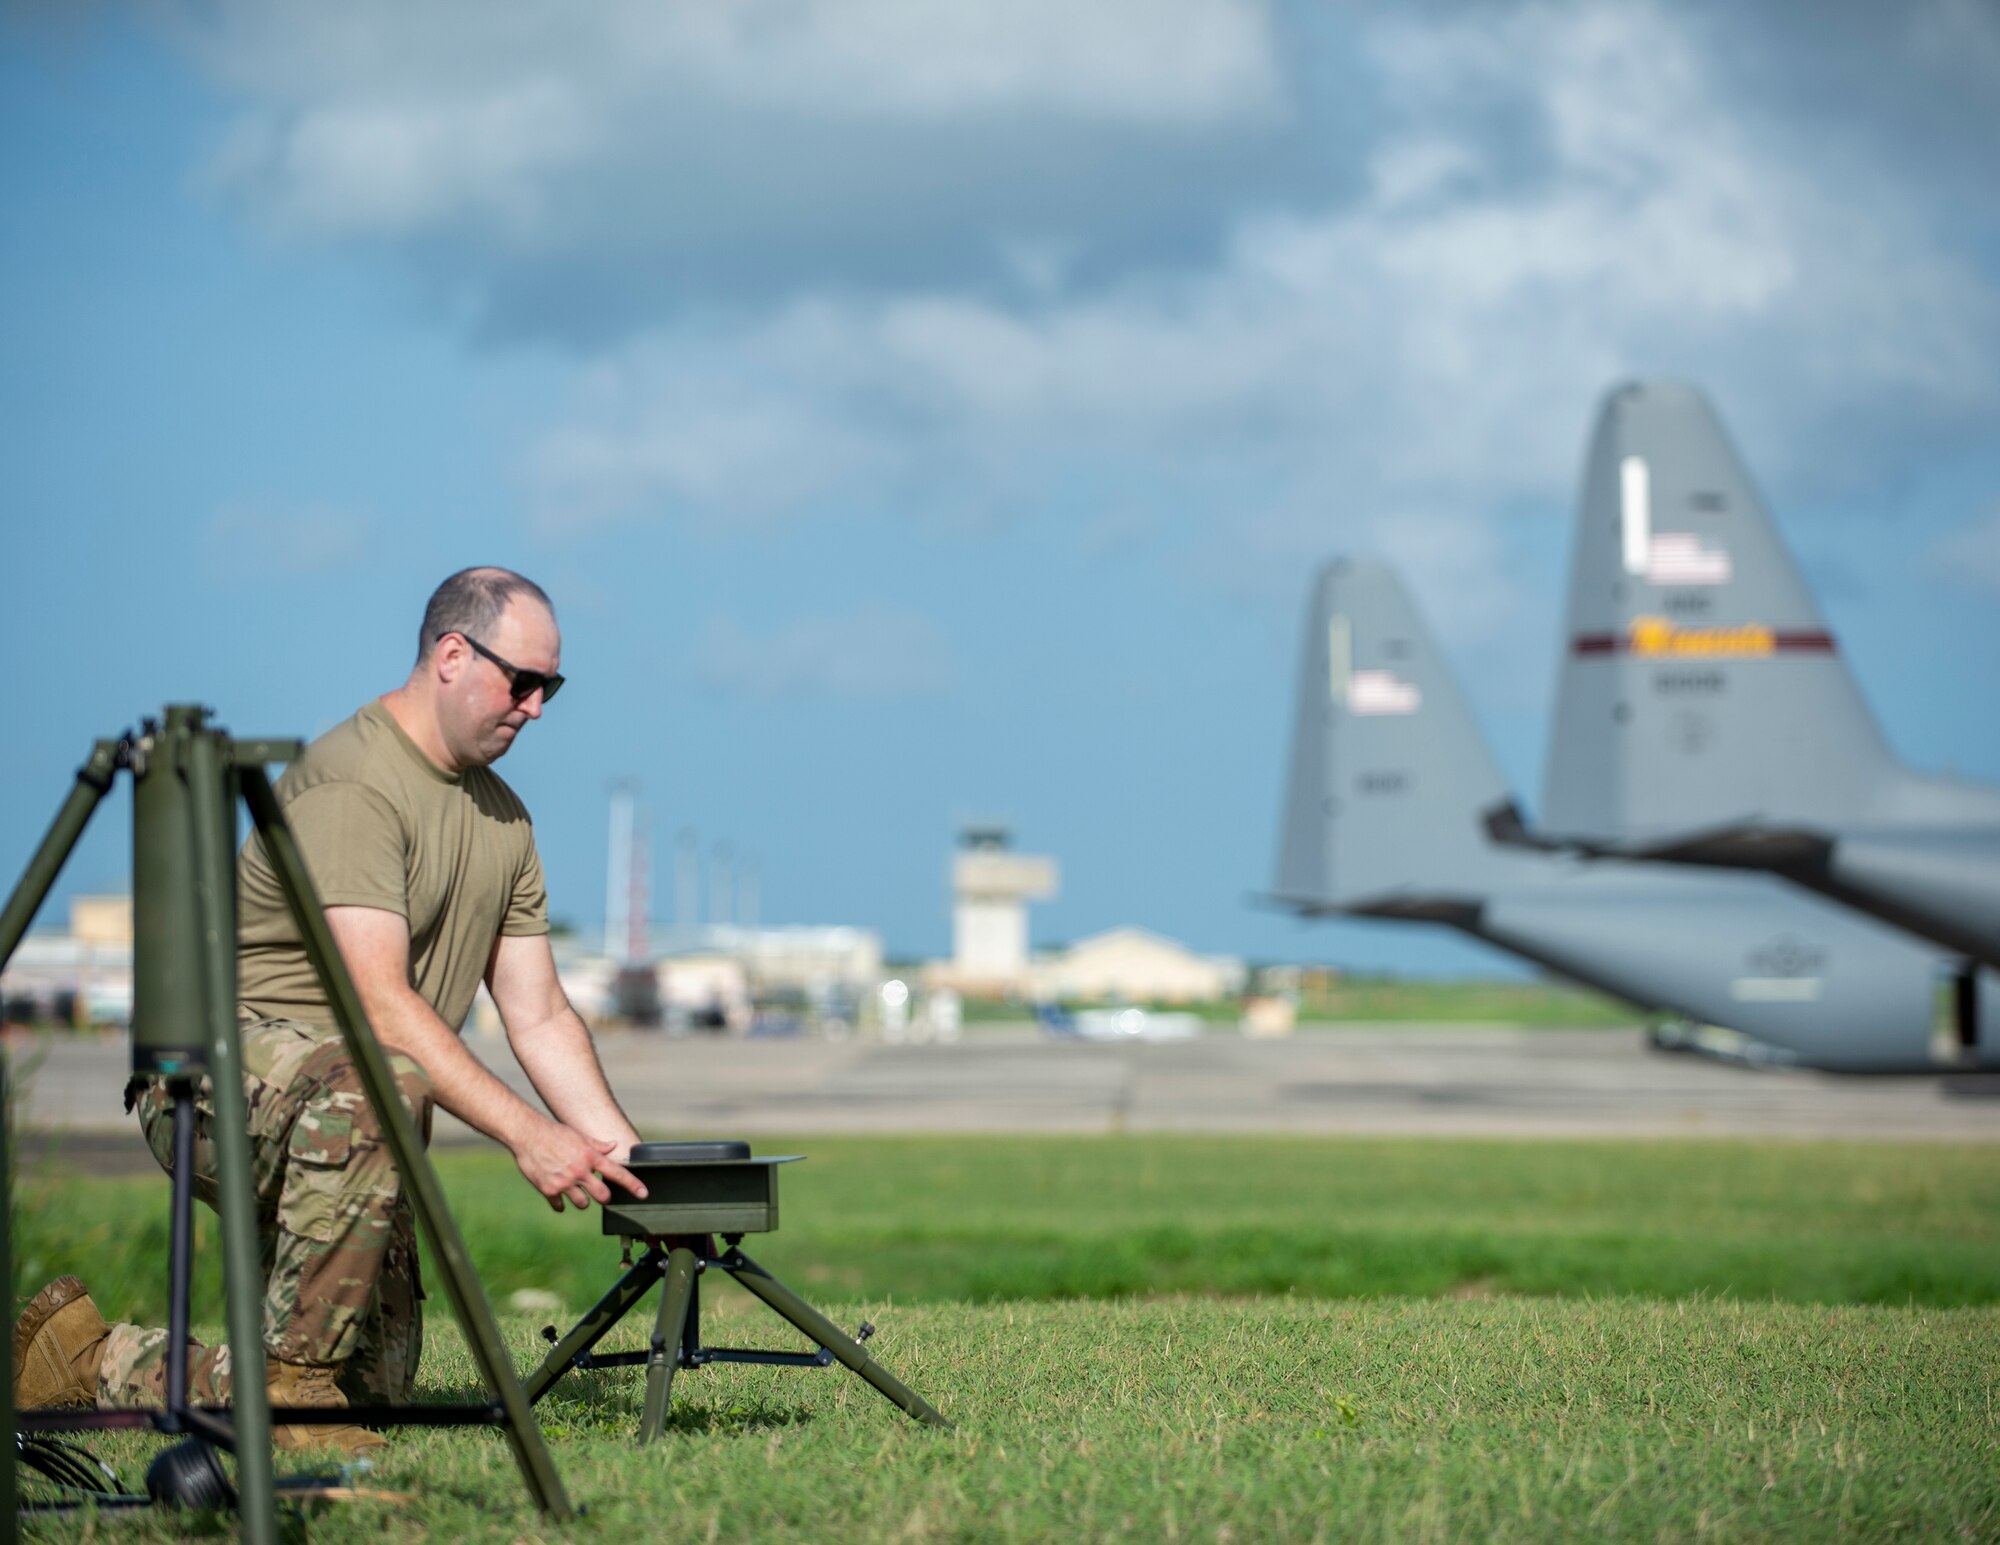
[{"xmin": 602, "ymin": 1141, "xmax": 802, "ymax": 1239}]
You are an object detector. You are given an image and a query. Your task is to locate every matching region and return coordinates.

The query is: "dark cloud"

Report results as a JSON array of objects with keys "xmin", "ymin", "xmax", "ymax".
[
  {"xmin": 405, "ymin": 114, "xmax": 1325, "ymax": 349},
  {"xmin": 108, "ymin": 0, "xmax": 2000, "ymax": 635},
  {"xmin": 159, "ymin": 1, "xmax": 2000, "ymax": 354},
  {"xmin": 176, "ymin": 0, "xmax": 1323, "ymax": 343}
]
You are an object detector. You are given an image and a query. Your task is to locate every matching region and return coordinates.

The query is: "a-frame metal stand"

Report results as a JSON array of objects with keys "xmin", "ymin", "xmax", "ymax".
[
  {"xmin": 0, "ymin": 705, "xmax": 573, "ymax": 1539},
  {"xmin": 522, "ymin": 1142, "xmax": 950, "ymax": 1442}
]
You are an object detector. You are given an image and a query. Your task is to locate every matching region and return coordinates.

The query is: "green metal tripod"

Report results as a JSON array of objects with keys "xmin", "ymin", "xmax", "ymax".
[{"xmin": 0, "ymin": 705, "xmax": 573, "ymax": 1539}]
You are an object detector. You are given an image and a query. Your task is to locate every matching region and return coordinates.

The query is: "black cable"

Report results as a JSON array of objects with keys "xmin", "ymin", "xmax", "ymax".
[{"xmin": 14, "ymin": 1431, "xmax": 149, "ymax": 1504}]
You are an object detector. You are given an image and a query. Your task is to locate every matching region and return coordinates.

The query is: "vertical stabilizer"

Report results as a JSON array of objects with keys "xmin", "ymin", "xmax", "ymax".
[
  {"xmin": 1542, "ymin": 381, "xmax": 1896, "ymax": 837},
  {"xmin": 1274, "ymin": 559, "xmax": 1520, "ymax": 912}
]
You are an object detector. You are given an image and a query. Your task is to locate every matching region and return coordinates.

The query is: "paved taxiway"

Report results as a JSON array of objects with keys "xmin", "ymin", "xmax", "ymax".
[{"xmin": 10, "ymin": 1026, "xmax": 1997, "ymax": 1164}]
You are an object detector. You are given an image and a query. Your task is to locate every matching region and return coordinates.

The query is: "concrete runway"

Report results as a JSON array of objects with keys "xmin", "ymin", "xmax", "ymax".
[{"xmin": 11, "ymin": 1025, "xmax": 1998, "ymax": 1168}]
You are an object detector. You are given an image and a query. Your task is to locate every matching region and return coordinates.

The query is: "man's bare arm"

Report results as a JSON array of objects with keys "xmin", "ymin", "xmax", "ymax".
[
  {"xmin": 326, "ymin": 906, "xmax": 643, "ymax": 1211},
  {"xmin": 485, "ymin": 931, "xmax": 643, "ymax": 1163}
]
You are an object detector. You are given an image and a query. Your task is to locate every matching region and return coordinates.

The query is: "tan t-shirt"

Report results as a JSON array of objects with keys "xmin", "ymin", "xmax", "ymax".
[{"xmin": 236, "ymin": 700, "xmax": 549, "ymax": 1032}]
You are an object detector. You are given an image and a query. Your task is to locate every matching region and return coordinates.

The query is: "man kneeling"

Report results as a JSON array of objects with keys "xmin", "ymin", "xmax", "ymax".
[{"xmin": 14, "ymin": 568, "xmax": 646, "ymax": 1454}]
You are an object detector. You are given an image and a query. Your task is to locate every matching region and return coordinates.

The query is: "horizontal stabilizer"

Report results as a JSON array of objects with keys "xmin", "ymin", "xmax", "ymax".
[
  {"xmin": 1489, "ymin": 812, "xmax": 1836, "ymax": 872},
  {"xmin": 1481, "ymin": 799, "xmax": 1569, "ymax": 854},
  {"xmin": 1620, "ymin": 823, "xmax": 1833, "ymax": 870}
]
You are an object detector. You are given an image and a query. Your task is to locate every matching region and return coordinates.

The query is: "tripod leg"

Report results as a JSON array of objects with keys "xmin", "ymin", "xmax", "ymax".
[
  {"xmin": 239, "ymin": 764, "xmax": 572, "ymax": 1519},
  {"xmin": 524, "ymin": 1247, "xmax": 666, "ymax": 1404},
  {"xmin": 681, "ymin": 1257, "xmax": 703, "ymax": 1368},
  {"xmin": 185, "ymin": 730, "xmax": 279, "ymax": 1542},
  {"xmin": 638, "ymin": 1248, "xmax": 699, "ymax": 1446},
  {"xmin": 720, "ymin": 1249, "xmax": 952, "ymax": 1429},
  {"xmin": 163, "ymin": 1086, "xmax": 198, "ymax": 1425},
  {"xmin": 0, "ymin": 738, "xmax": 122, "ymax": 969}
]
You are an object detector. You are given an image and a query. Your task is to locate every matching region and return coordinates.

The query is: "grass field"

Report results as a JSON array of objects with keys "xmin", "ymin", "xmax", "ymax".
[
  {"xmin": 14, "ymin": 1135, "xmax": 2000, "ymax": 1540},
  {"xmin": 955, "ymin": 979, "xmax": 1651, "ymax": 1027},
  {"xmin": 1287, "ymin": 978, "xmax": 1651, "ymax": 1026}
]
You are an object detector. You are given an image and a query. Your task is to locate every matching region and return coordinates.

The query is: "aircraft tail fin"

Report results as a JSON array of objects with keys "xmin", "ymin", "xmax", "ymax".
[
  {"xmin": 1273, "ymin": 558, "xmax": 1518, "ymax": 916},
  {"xmin": 1541, "ymin": 381, "xmax": 1897, "ymax": 838}
]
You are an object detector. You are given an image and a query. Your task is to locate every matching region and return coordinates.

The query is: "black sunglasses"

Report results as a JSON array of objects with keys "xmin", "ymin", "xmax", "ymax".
[{"xmin": 447, "ymin": 632, "xmax": 565, "ymax": 704}]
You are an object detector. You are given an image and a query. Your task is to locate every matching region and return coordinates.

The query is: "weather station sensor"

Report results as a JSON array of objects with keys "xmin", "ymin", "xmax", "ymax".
[{"xmin": 524, "ymin": 1141, "xmax": 951, "ymax": 1441}]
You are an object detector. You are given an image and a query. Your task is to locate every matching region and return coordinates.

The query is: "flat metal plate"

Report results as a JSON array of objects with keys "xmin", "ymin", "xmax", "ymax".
[{"xmin": 629, "ymin": 1140, "xmax": 752, "ymax": 1164}]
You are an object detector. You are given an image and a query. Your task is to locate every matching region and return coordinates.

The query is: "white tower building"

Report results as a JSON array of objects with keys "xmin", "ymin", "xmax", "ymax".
[{"xmin": 950, "ymin": 825, "xmax": 1058, "ymax": 994}]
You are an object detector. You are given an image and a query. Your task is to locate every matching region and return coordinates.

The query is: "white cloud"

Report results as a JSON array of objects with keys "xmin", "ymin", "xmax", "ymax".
[
  {"xmin": 161, "ymin": 0, "xmax": 2000, "ymax": 649},
  {"xmin": 693, "ymin": 609, "xmax": 955, "ymax": 699},
  {"xmin": 522, "ymin": 1, "xmax": 1999, "ymax": 636},
  {"xmin": 206, "ymin": 504, "xmax": 371, "ymax": 576},
  {"xmin": 209, "ymin": 79, "xmax": 598, "ymax": 240},
  {"xmin": 1921, "ymin": 505, "xmax": 2000, "ymax": 597},
  {"xmin": 531, "ymin": 360, "xmax": 898, "ymax": 532},
  {"xmin": 185, "ymin": 0, "xmax": 1282, "ymax": 244},
  {"xmin": 1367, "ymin": 509, "xmax": 1518, "ymax": 639}
]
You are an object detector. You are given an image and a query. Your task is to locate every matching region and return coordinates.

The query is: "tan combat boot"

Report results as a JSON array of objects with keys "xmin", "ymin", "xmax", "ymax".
[
  {"xmin": 267, "ymin": 1359, "xmax": 390, "ymax": 1456},
  {"xmin": 13, "ymin": 1275, "xmax": 111, "ymax": 1408}
]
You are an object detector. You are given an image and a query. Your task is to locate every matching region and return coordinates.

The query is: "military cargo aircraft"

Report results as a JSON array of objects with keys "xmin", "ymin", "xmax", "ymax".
[
  {"xmin": 1270, "ymin": 556, "xmax": 1999, "ymax": 1070},
  {"xmin": 1505, "ymin": 380, "xmax": 2000, "ymax": 990}
]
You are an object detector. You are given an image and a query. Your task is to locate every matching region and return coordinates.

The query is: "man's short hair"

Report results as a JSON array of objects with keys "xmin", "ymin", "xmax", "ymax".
[{"xmin": 417, "ymin": 568, "xmax": 555, "ymax": 662}]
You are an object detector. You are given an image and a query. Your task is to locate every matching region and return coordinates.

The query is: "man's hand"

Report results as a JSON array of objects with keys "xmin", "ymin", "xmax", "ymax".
[{"xmin": 513, "ymin": 1117, "xmax": 649, "ymax": 1212}]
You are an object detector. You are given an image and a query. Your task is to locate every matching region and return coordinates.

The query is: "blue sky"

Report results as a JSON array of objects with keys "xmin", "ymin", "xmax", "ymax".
[{"xmin": 5, "ymin": 1, "xmax": 1999, "ymax": 973}]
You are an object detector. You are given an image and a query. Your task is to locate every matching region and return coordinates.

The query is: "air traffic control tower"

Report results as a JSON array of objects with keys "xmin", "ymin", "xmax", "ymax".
[{"xmin": 950, "ymin": 825, "xmax": 1058, "ymax": 996}]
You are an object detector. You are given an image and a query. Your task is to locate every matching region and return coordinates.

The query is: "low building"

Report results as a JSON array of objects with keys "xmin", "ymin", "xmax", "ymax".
[
  {"xmin": 659, "ymin": 953, "xmax": 753, "ymax": 1028},
  {"xmin": 1, "ymin": 896, "xmax": 135, "ymax": 1026},
  {"xmin": 1027, "ymin": 927, "xmax": 1245, "ymax": 1004},
  {"xmin": 552, "ymin": 924, "xmax": 882, "ymax": 1031},
  {"xmin": 70, "ymin": 896, "xmax": 133, "ymax": 947},
  {"xmin": 698, "ymin": 925, "xmax": 883, "ymax": 994}
]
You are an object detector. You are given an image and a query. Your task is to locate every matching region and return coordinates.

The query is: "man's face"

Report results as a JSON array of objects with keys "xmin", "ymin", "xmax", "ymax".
[{"xmin": 440, "ymin": 597, "xmax": 562, "ymax": 770}]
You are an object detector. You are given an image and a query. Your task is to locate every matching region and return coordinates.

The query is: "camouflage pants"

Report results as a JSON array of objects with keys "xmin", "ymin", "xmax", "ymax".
[{"xmin": 101, "ymin": 1017, "xmax": 433, "ymax": 1408}]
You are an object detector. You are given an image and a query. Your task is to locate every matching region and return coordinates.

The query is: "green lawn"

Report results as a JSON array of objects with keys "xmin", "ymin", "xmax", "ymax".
[
  {"xmin": 1290, "ymin": 978, "xmax": 1650, "ymax": 1026},
  {"xmin": 957, "ymin": 979, "xmax": 1650, "ymax": 1027},
  {"xmin": 14, "ymin": 1135, "xmax": 2000, "ymax": 1540},
  {"xmin": 22, "ymin": 1135, "xmax": 2000, "ymax": 1326},
  {"xmin": 21, "ymin": 1300, "xmax": 1998, "ymax": 1543}
]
